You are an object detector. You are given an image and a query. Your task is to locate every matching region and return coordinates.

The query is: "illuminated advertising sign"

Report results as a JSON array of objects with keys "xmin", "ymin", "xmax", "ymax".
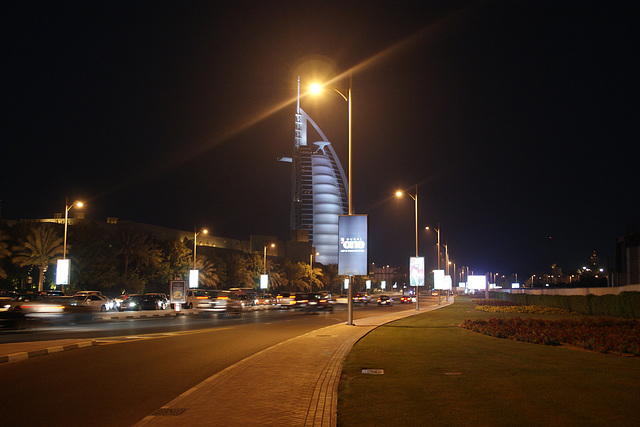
[
  {"xmin": 512, "ymin": 282, "xmax": 520, "ymax": 289},
  {"xmin": 468, "ymin": 275, "xmax": 487, "ymax": 290},
  {"xmin": 444, "ymin": 275, "xmax": 452, "ymax": 290},
  {"xmin": 260, "ymin": 274, "xmax": 269, "ymax": 289},
  {"xmin": 189, "ymin": 269, "xmax": 199, "ymax": 288},
  {"xmin": 170, "ymin": 280, "xmax": 187, "ymax": 304},
  {"xmin": 409, "ymin": 257, "xmax": 425, "ymax": 287},
  {"xmin": 338, "ymin": 215, "xmax": 368, "ymax": 276},
  {"xmin": 56, "ymin": 259, "xmax": 70, "ymax": 285},
  {"xmin": 344, "ymin": 278, "xmax": 349, "ymax": 290},
  {"xmin": 366, "ymin": 280, "xmax": 371, "ymax": 290},
  {"xmin": 381, "ymin": 280, "xmax": 386, "ymax": 290},
  {"xmin": 433, "ymin": 270, "xmax": 445, "ymax": 289}
]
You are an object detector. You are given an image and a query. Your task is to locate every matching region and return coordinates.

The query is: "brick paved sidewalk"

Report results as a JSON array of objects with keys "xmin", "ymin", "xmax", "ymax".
[{"xmin": 134, "ymin": 301, "xmax": 452, "ymax": 426}]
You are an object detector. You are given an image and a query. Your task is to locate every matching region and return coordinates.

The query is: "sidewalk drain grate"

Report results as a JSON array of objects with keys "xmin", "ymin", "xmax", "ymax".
[
  {"xmin": 362, "ymin": 369, "xmax": 384, "ymax": 375},
  {"xmin": 152, "ymin": 408, "xmax": 188, "ymax": 416}
]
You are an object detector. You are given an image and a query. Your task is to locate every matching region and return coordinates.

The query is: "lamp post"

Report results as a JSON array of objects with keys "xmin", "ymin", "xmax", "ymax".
[
  {"xmin": 310, "ymin": 72, "xmax": 355, "ymax": 325},
  {"xmin": 310, "ymin": 251, "xmax": 319, "ymax": 266},
  {"xmin": 263, "ymin": 243, "xmax": 275, "ymax": 274},
  {"xmin": 396, "ymin": 184, "xmax": 420, "ymax": 310},
  {"xmin": 63, "ymin": 198, "xmax": 83, "ymax": 261},
  {"xmin": 193, "ymin": 228, "xmax": 208, "ymax": 270},
  {"xmin": 59, "ymin": 198, "xmax": 82, "ymax": 293},
  {"xmin": 425, "ymin": 223, "xmax": 440, "ymax": 271}
]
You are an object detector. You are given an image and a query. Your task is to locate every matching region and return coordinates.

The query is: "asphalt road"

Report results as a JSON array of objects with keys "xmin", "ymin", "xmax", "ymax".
[{"xmin": 0, "ymin": 302, "xmax": 420, "ymax": 426}]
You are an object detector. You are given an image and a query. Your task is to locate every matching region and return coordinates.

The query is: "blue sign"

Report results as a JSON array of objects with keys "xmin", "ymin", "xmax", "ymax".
[{"xmin": 338, "ymin": 215, "xmax": 368, "ymax": 276}]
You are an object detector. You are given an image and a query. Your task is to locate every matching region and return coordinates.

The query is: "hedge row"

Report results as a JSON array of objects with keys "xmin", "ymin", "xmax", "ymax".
[{"xmin": 489, "ymin": 291, "xmax": 640, "ymax": 318}]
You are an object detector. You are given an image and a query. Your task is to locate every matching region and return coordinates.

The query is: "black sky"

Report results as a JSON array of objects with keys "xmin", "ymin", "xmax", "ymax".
[{"xmin": 2, "ymin": 0, "xmax": 638, "ymax": 278}]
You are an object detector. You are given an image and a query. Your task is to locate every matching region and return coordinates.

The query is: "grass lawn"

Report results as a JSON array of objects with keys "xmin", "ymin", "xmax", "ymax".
[{"xmin": 338, "ymin": 298, "xmax": 640, "ymax": 426}]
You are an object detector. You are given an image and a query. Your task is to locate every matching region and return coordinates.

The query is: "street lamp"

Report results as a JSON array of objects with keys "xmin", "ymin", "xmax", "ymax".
[
  {"xmin": 193, "ymin": 228, "xmax": 208, "ymax": 270},
  {"xmin": 311, "ymin": 72, "xmax": 355, "ymax": 325},
  {"xmin": 396, "ymin": 184, "xmax": 420, "ymax": 310},
  {"xmin": 310, "ymin": 251, "xmax": 319, "ymax": 266},
  {"xmin": 425, "ymin": 223, "xmax": 440, "ymax": 270},
  {"xmin": 263, "ymin": 243, "xmax": 275, "ymax": 274},
  {"xmin": 63, "ymin": 198, "xmax": 83, "ymax": 260},
  {"xmin": 58, "ymin": 198, "xmax": 83, "ymax": 293}
]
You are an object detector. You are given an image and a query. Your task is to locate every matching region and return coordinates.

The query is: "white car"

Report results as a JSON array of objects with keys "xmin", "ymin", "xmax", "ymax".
[{"xmin": 70, "ymin": 294, "xmax": 111, "ymax": 312}]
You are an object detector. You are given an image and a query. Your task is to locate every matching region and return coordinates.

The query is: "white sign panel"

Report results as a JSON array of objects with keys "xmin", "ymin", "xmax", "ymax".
[
  {"xmin": 381, "ymin": 280, "xmax": 386, "ymax": 290},
  {"xmin": 366, "ymin": 280, "xmax": 371, "ymax": 290},
  {"xmin": 344, "ymin": 278, "xmax": 349, "ymax": 290},
  {"xmin": 56, "ymin": 259, "xmax": 70, "ymax": 285},
  {"xmin": 260, "ymin": 274, "xmax": 269, "ymax": 289},
  {"xmin": 189, "ymin": 269, "xmax": 199, "ymax": 288},
  {"xmin": 468, "ymin": 275, "xmax": 487, "ymax": 290},
  {"xmin": 433, "ymin": 270, "xmax": 445, "ymax": 289}
]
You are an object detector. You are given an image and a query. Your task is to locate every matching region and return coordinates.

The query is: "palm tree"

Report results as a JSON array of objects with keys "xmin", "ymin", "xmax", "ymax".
[
  {"xmin": 224, "ymin": 253, "xmax": 255, "ymax": 289},
  {"xmin": 0, "ymin": 228, "xmax": 10, "ymax": 279},
  {"xmin": 12, "ymin": 223, "xmax": 64, "ymax": 291},
  {"xmin": 198, "ymin": 255, "xmax": 222, "ymax": 288},
  {"xmin": 114, "ymin": 224, "xmax": 159, "ymax": 276}
]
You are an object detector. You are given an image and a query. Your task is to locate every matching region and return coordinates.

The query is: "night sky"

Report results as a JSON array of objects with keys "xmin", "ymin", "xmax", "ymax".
[{"xmin": 3, "ymin": 1, "xmax": 637, "ymax": 278}]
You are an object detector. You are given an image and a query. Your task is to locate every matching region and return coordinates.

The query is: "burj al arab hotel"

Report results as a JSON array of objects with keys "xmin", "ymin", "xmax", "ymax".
[{"xmin": 280, "ymin": 77, "xmax": 348, "ymax": 265}]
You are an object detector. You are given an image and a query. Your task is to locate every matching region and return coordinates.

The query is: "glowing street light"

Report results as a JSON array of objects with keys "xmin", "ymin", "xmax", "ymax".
[
  {"xmin": 396, "ymin": 184, "xmax": 420, "ymax": 311},
  {"xmin": 57, "ymin": 198, "xmax": 83, "ymax": 292},
  {"xmin": 63, "ymin": 198, "xmax": 83, "ymax": 260},
  {"xmin": 263, "ymin": 243, "xmax": 275, "ymax": 274},
  {"xmin": 310, "ymin": 72, "xmax": 355, "ymax": 325},
  {"xmin": 193, "ymin": 228, "xmax": 208, "ymax": 270},
  {"xmin": 425, "ymin": 223, "xmax": 441, "ymax": 270},
  {"xmin": 310, "ymin": 251, "xmax": 319, "ymax": 266}
]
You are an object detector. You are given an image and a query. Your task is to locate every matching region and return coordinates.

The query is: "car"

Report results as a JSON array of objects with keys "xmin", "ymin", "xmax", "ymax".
[
  {"xmin": 377, "ymin": 295, "xmax": 393, "ymax": 306},
  {"xmin": 70, "ymin": 294, "xmax": 111, "ymax": 311},
  {"xmin": 431, "ymin": 290, "xmax": 439, "ymax": 296},
  {"xmin": 353, "ymin": 294, "xmax": 369, "ymax": 305},
  {"xmin": 118, "ymin": 294, "xmax": 144, "ymax": 311},
  {"xmin": 1, "ymin": 293, "xmax": 67, "ymax": 321},
  {"xmin": 73, "ymin": 290, "xmax": 103, "ymax": 298},
  {"xmin": 294, "ymin": 292, "xmax": 333, "ymax": 312},
  {"xmin": 237, "ymin": 294, "xmax": 256, "ymax": 308},
  {"xmin": 335, "ymin": 294, "xmax": 349, "ymax": 304},
  {"xmin": 196, "ymin": 292, "xmax": 243, "ymax": 314},
  {"xmin": 400, "ymin": 296, "xmax": 412, "ymax": 304},
  {"xmin": 139, "ymin": 294, "xmax": 168, "ymax": 310},
  {"xmin": 255, "ymin": 293, "xmax": 274, "ymax": 306},
  {"xmin": 144, "ymin": 293, "xmax": 169, "ymax": 309},
  {"xmin": 275, "ymin": 292, "xmax": 297, "ymax": 308}
]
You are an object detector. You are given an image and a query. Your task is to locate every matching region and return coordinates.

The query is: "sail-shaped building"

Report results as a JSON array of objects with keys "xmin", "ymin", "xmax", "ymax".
[{"xmin": 285, "ymin": 78, "xmax": 348, "ymax": 265}]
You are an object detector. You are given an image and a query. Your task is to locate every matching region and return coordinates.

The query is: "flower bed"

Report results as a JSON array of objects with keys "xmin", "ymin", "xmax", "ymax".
[
  {"xmin": 460, "ymin": 317, "xmax": 640, "ymax": 355},
  {"xmin": 471, "ymin": 298, "xmax": 573, "ymax": 315}
]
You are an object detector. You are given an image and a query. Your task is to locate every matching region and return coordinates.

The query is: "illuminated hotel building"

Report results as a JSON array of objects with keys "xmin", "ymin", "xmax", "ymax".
[{"xmin": 282, "ymin": 78, "xmax": 348, "ymax": 265}]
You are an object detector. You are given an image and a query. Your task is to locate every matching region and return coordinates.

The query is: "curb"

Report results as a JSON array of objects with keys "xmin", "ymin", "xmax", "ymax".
[{"xmin": 0, "ymin": 340, "xmax": 97, "ymax": 364}]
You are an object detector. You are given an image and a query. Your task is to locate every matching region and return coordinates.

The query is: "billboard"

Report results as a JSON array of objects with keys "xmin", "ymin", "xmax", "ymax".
[
  {"xmin": 56, "ymin": 259, "xmax": 70, "ymax": 285},
  {"xmin": 468, "ymin": 275, "xmax": 487, "ymax": 290},
  {"xmin": 338, "ymin": 215, "xmax": 368, "ymax": 276},
  {"xmin": 170, "ymin": 280, "xmax": 187, "ymax": 304},
  {"xmin": 189, "ymin": 269, "xmax": 199, "ymax": 288},
  {"xmin": 260, "ymin": 274, "xmax": 269, "ymax": 289},
  {"xmin": 433, "ymin": 270, "xmax": 445, "ymax": 289},
  {"xmin": 409, "ymin": 257, "xmax": 425, "ymax": 287}
]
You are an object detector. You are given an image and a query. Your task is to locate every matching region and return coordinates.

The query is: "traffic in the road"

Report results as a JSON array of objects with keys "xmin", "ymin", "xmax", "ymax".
[{"xmin": 0, "ymin": 291, "xmax": 439, "ymax": 427}]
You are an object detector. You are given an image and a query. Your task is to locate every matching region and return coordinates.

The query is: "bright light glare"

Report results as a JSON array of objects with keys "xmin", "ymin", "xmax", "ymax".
[
  {"xmin": 395, "ymin": 191, "xmax": 403, "ymax": 197},
  {"xmin": 309, "ymin": 83, "xmax": 322, "ymax": 94},
  {"xmin": 203, "ymin": 229, "xmax": 208, "ymax": 234}
]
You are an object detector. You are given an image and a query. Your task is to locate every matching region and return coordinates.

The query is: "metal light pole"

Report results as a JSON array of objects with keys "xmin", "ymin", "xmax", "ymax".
[
  {"xmin": 310, "ymin": 72, "xmax": 355, "ymax": 325},
  {"xmin": 396, "ymin": 184, "xmax": 420, "ymax": 310},
  {"xmin": 193, "ymin": 228, "xmax": 208, "ymax": 270},
  {"xmin": 263, "ymin": 243, "xmax": 275, "ymax": 274},
  {"xmin": 63, "ymin": 198, "xmax": 83, "ymax": 261},
  {"xmin": 425, "ymin": 223, "xmax": 440, "ymax": 271}
]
